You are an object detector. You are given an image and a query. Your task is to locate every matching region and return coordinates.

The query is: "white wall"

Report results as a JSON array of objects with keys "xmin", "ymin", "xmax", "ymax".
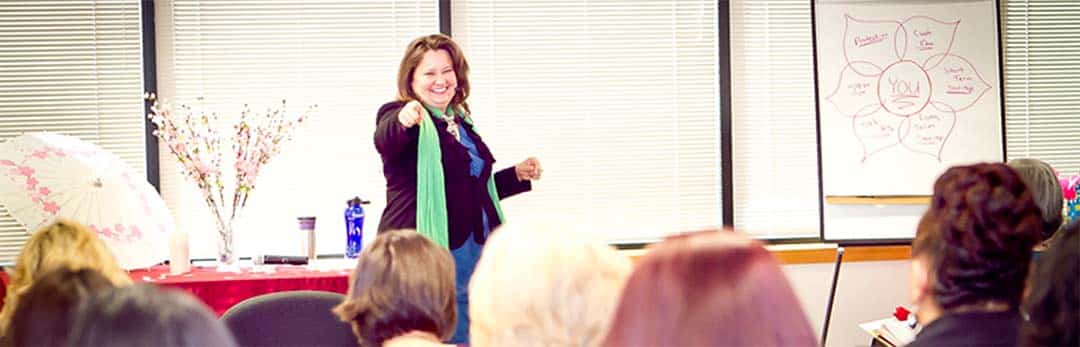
[
  {"xmin": 783, "ymin": 259, "xmax": 912, "ymax": 347},
  {"xmin": 823, "ymin": 204, "xmax": 925, "ymax": 241}
]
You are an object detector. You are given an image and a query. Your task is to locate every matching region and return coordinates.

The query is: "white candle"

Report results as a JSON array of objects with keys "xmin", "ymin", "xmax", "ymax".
[
  {"xmin": 169, "ymin": 230, "xmax": 191, "ymax": 274},
  {"xmin": 306, "ymin": 229, "xmax": 317, "ymax": 260}
]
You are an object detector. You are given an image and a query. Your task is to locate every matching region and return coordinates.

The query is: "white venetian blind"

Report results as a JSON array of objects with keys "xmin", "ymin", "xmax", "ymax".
[
  {"xmin": 156, "ymin": 0, "xmax": 435, "ymax": 258},
  {"xmin": 452, "ymin": 1, "xmax": 721, "ymax": 243},
  {"xmin": 0, "ymin": 1, "xmax": 145, "ymax": 264},
  {"xmin": 730, "ymin": 0, "xmax": 820, "ymax": 238},
  {"xmin": 1003, "ymin": 0, "xmax": 1080, "ymax": 174}
]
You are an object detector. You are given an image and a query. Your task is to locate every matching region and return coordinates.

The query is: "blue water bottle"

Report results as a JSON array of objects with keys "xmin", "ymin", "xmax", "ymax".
[{"xmin": 344, "ymin": 197, "xmax": 369, "ymax": 259}]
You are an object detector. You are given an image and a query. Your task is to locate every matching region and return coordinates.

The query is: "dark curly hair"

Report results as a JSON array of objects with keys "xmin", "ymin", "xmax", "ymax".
[
  {"xmin": 912, "ymin": 163, "xmax": 1043, "ymax": 310},
  {"xmin": 1022, "ymin": 220, "xmax": 1078, "ymax": 347}
]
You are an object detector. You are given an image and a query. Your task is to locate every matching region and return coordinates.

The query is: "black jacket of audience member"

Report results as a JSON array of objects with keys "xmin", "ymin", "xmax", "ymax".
[
  {"xmin": 373, "ymin": 101, "xmax": 531, "ymax": 249},
  {"xmin": 907, "ymin": 311, "xmax": 1021, "ymax": 347}
]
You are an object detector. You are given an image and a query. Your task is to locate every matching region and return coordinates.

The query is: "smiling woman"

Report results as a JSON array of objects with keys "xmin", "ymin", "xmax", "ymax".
[
  {"xmin": 409, "ymin": 49, "xmax": 459, "ymax": 115},
  {"xmin": 373, "ymin": 34, "xmax": 542, "ymax": 344}
]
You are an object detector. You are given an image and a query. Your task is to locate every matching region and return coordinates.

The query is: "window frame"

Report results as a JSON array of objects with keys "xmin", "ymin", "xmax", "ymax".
[{"xmin": 125, "ymin": 0, "xmax": 1080, "ymax": 252}]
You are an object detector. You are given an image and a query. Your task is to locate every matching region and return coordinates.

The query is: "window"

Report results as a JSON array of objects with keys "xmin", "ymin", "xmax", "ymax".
[
  {"xmin": 0, "ymin": 1, "xmax": 145, "ymax": 263},
  {"xmin": 9, "ymin": 1, "xmax": 1076, "ymax": 261},
  {"xmin": 1003, "ymin": 0, "xmax": 1080, "ymax": 174},
  {"xmin": 730, "ymin": 0, "xmax": 820, "ymax": 238},
  {"xmin": 155, "ymin": 0, "xmax": 436, "ymax": 258},
  {"xmin": 452, "ymin": 0, "xmax": 722, "ymax": 243}
]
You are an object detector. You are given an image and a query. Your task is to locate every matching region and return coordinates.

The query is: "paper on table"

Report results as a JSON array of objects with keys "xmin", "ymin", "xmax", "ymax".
[
  {"xmin": 860, "ymin": 318, "xmax": 895, "ymax": 347},
  {"xmin": 860, "ymin": 317, "xmax": 916, "ymax": 347}
]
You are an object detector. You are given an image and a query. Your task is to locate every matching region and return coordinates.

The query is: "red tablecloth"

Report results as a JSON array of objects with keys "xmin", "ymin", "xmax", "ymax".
[
  {"xmin": 130, "ymin": 265, "xmax": 351, "ymax": 316},
  {"xmin": 0, "ymin": 264, "xmax": 352, "ymax": 316}
]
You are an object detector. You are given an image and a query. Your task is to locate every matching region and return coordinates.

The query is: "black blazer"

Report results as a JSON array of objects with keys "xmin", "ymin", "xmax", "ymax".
[
  {"xmin": 373, "ymin": 101, "xmax": 531, "ymax": 250},
  {"xmin": 906, "ymin": 311, "xmax": 1021, "ymax": 347}
]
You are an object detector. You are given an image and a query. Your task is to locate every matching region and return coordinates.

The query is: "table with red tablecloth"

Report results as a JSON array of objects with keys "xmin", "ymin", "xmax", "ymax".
[
  {"xmin": 0, "ymin": 264, "xmax": 352, "ymax": 316},
  {"xmin": 130, "ymin": 264, "xmax": 352, "ymax": 316}
]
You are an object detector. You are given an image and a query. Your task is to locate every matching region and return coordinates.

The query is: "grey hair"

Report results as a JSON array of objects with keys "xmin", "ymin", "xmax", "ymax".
[{"xmin": 1008, "ymin": 158, "xmax": 1064, "ymax": 239}]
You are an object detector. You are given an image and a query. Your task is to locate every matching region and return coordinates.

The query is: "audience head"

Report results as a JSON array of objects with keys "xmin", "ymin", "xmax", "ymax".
[
  {"xmin": 603, "ymin": 229, "xmax": 816, "ymax": 347},
  {"xmin": 468, "ymin": 222, "xmax": 632, "ymax": 347},
  {"xmin": 1022, "ymin": 220, "xmax": 1079, "ymax": 347},
  {"xmin": 1007, "ymin": 158, "xmax": 1064, "ymax": 240},
  {"xmin": 0, "ymin": 219, "xmax": 131, "ymax": 333},
  {"xmin": 911, "ymin": 163, "xmax": 1042, "ymax": 317},
  {"xmin": 67, "ymin": 284, "xmax": 236, "ymax": 347},
  {"xmin": 2, "ymin": 268, "xmax": 114, "ymax": 347},
  {"xmin": 333, "ymin": 229, "xmax": 456, "ymax": 347}
]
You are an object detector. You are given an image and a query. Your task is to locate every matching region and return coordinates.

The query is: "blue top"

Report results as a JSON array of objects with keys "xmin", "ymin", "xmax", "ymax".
[
  {"xmin": 457, "ymin": 125, "xmax": 485, "ymax": 178},
  {"xmin": 449, "ymin": 124, "xmax": 490, "ymax": 344}
]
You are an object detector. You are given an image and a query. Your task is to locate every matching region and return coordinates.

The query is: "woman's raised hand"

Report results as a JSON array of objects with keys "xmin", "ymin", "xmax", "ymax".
[
  {"xmin": 515, "ymin": 157, "xmax": 543, "ymax": 181},
  {"xmin": 398, "ymin": 100, "xmax": 426, "ymax": 128}
]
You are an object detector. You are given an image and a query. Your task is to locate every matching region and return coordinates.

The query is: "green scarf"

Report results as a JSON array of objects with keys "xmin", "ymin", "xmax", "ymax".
[{"xmin": 416, "ymin": 104, "xmax": 506, "ymax": 248}]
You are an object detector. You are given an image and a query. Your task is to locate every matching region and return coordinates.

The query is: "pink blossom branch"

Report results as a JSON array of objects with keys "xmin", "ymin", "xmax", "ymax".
[{"xmin": 146, "ymin": 93, "xmax": 314, "ymax": 233}]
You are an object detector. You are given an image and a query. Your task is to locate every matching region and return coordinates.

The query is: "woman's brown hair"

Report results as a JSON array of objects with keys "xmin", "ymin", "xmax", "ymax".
[
  {"xmin": 396, "ymin": 34, "xmax": 471, "ymax": 114},
  {"xmin": 332, "ymin": 229, "xmax": 456, "ymax": 347},
  {"xmin": 1022, "ymin": 220, "xmax": 1079, "ymax": 346},
  {"xmin": 2, "ymin": 268, "xmax": 115, "ymax": 347}
]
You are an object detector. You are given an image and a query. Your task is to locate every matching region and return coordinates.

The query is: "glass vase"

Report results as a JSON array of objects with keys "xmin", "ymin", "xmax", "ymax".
[{"xmin": 216, "ymin": 216, "xmax": 237, "ymax": 268}]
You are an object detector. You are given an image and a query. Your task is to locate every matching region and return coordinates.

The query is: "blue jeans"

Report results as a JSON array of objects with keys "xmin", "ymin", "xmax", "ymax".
[{"xmin": 448, "ymin": 213, "xmax": 489, "ymax": 344}]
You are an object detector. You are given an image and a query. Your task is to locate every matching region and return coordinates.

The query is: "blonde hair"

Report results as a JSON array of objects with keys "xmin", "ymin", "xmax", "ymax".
[
  {"xmin": 0, "ymin": 219, "xmax": 131, "ymax": 334},
  {"xmin": 468, "ymin": 222, "xmax": 632, "ymax": 347}
]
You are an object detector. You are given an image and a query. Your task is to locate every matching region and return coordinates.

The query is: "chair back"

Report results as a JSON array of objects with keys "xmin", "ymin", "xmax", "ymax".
[{"xmin": 221, "ymin": 290, "xmax": 356, "ymax": 347}]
